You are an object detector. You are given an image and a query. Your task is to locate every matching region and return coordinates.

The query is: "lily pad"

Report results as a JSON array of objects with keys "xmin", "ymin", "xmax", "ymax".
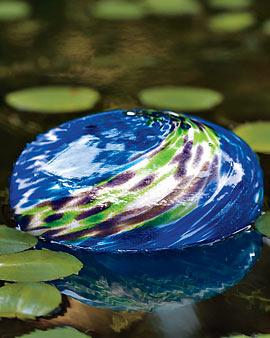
[
  {"xmin": 0, "ymin": 225, "xmax": 37, "ymax": 254},
  {"xmin": 262, "ymin": 19, "xmax": 270, "ymax": 35},
  {"xmin": 0, "ymin": 0, "xmax": 31, "ymax": 22},
  {"xmin": 18, "ymin": 327, "xmax": 91, "ymax": 338},
  {"xmin": 226, "ymin": 336, "xmax": 270, "ymax": 338},
  {"xmin": 255, "ymin": 212, "xmax": 270, "ymax": 237},
  {"xmin": 208, "ymin": 12, "xmax": 255, "ymax": 33},
  {"xmin": 5, "ymin": 86, "xmax": 101, "ymax": 114},
  {"xmin": 0, "ymin": 282, "xmax": 61, "ymax": 319},
  {"xmin": 0, "ymin": 249, "xmax": 83, "ymax": 282},
  {"xmin": 233, "ymin": 122, "xmax": 270, "ymax": 154},
  {"xmin": 91, "ymin": 1, "xmax": 145, "ymax": 20},
  {"xmin": 225, "ymin": 336, "xmax": 249, "ymax": 338},
  {"xmin": 138, "ymin": 86, "xmax": 223, "ymax": 111},
  {"xmin": 208, "ymin": 0, "xmax": 252, "ymax": 10},
  {"xmin": 144, "ymin": 0, "xmax": 201, "ymax": 16}
]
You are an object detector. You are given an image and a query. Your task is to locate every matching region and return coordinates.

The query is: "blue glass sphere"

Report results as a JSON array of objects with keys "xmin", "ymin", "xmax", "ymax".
[{"xmin": 10, "ymin": 109, "xmax": 264, "ymax": 252}]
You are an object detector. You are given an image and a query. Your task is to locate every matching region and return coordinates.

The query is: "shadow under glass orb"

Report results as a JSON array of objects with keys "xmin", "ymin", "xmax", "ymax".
[{"xmin": 41, "ymin": 230, "xmax": 262, "ymax": 312}]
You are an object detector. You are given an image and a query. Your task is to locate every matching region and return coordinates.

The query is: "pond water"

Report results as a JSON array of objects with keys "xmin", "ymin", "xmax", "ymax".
[{"xmin": 1, "ymin": 0, "xmax": 270, "ymax": 337}]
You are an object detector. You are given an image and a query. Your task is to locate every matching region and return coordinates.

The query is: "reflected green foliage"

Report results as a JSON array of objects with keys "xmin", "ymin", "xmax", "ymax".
[
  {"xmin": 91, "ymin": 0, "xmax": 145, "ymax": 20},
  {"xmin": 5, "ymin": 86, "xmax": 101, "ymax": 114},
  {"xmin": 235, "ymin": 289, "xmax": 270, "ymax": 313},
  {"xmin": 208, "ymin": 12, "xmax": 255, "ymax": 33},
  {"xmin": 0, "ymin": 0, "xmax": 31, "ymax": 21},
  {"xmin": 138, "ymin": 86, "xmax": 223, "ymax": 111},
  {"xmin": 0, "ymin": 225, "xmax": 37, "ymax": 254},
  {"xmin": 233, "ymin": 122, "xmax": 270, "ymax": 154},
  {"xmin": 255, "ymin": 212, "xmax": 270, "ymax": 237},
  {"xmin": 0, "ymin": 249, "xmax": 83, "ymax": 282},
  {"xmin": 208, "ymin": 0, "xmax": 252, "ymax": 10},
  {"xmin": 18, "ymin": 327, "xmax": 91, "ymax": 337},
  {"xmin": 262, "ymin": 19, "xmax": 270, "ymax": 35},
  {"xmin": 0, "ymin": 282, "xmax": 61, "ymax": 319},
  {"xmin": 144, "ymin": 0, "xmax": 201, "ymax": 16}
]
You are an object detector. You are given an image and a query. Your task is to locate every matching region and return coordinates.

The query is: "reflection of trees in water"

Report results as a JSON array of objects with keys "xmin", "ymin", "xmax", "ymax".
[{"xmin": 196, "ymin": 244, "xmax": 270, "ymax": 338}]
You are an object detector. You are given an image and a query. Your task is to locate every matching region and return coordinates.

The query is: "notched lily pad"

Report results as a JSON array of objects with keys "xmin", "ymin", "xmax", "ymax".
[
  {"xmin": 255, "ymin": 212, "xmax": 270, "ymax": 237},
  {"xmin": 138, "ymin": 86, "xmax": 223, "ymax": 111},
  {"xmin": 208, "ymin": 12, "xmax": 255, "ymax": 33},
  {"xmin": 144, "ymin": 0, "xmax": 201, "ymax": 16},
  {"xmin": 0, "ymin": 0, "xmax": 31, "ymax": 22},
  {"xmin": 19, "ymin": 327, "xmax": 91, "ymax": 337},
  {"xmin": 91, "ymin": 0, "xmax": 145, "ymax": 20},
  {"xmin": 233, "ymin": 121, "xmax": 270, "ymax": 154},
  {"xmin": 0, "ymin": 224, "xmax": 37, "ymax": 254},
  {"xmin": 5, "ymin": 86, "xmax": 101, "ymax": 114},
  {"xmin": 0, "ymin": 249, "xmax": 83, "ymax": 282},
  {"xmin": 0, "ymin": 282, "xmax": 61, "ymax": 319}
]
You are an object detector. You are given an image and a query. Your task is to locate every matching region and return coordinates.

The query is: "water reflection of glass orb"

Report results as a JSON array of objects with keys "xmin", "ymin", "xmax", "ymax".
[{"xmin": 49, "ymin": 230, "xmax": 262, "ymax": 311}]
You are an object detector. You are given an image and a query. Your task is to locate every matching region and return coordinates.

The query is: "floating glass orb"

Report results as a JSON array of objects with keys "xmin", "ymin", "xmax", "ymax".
[{"xmin": 10, "ymin": 109, "xmax": 263, "ymax": 252}]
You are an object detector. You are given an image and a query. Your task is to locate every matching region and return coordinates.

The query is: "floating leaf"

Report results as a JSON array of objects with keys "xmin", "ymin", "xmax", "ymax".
[
  {"xmin": 5, "ymin": 86, "xmax": 101, "ymax": 114},
  {"xmin": 0, "ymin": 225, "xmax": 37, "ymax": 254},
  {"xmin": 18, "ymin": 327, "xmax": 91, "ymax": 337},
  {"xmin": 144, "ymin": 0, "xmax": 201, "ymax": 16},
  {"xmin": 0, "ymin": 282, "xmax": 61, "ymax": 319},
  {"xmin": 224, "ymin": 336, "xmax": 249, "ymax": 338},
  {"xmin": 91, "ymin": 1, "xmax": 145, "ymax": 20},
  {"xmin": 255, "ymin": 212, "xmax": 270, "ymax": 237},
  {"xmin": 208, "ymin": 12, "xmax": 255, "ymax": 33},
  {"xmin": 0, "ymin": 0, "xmax": 31, "ymax": 21},
  {"xmin": 0, "ymin": 249, "xmax": 83, "ymax": 282},
  {"xmin": 262, "ymin": 19, "xmax": 270, "ymax": 35},
  {"xmin": 233, "ymin": 122, "xmax": 270, "ymax": 154},
  {"xmin": 138, "ymin": 86, "xmax": 223, "ymax": 111},
  {"xmin": 225, "ymin": 335, "xmax": 270, "ymax": 338},
  {"xmin": 207, "ymin": 0, "xmax": 252, "ymax": 10}
]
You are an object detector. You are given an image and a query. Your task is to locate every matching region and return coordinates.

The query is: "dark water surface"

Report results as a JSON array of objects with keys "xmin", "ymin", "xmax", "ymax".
[{"xmin": 1, "ymin": 0, "xmax": 270, "ymax": 337}]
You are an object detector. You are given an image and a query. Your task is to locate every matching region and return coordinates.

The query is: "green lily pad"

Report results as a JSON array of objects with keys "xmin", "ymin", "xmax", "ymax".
[
  {"xmin": 18, "ymin": 327, "xmax": 91, "ymax": 337},
  {"xmin": 208, "ymin": 12, "xmax": 255, "ymax": 33},
  {"xmin": 208, "ymin": 0, "xmax": 252, "ymax": 10},
  {"xmin": 0, "ymin": 0, "xmax": 31, "ymax": 22},
  {"xmin": 0, "ymin": 225, "xmax": 37, "ymax": 254},
  {"xmin": 0, "ymin": 282, "xmax": 61, "ymax": 319},
  {"xmin": 138, "ymin": 86, "xmax": 223, "ymax": 111},
  {"xmin": 144, "ymin": 0, "xmax": 201, "ymax": 16},
  {"xmin": 225, "ymin": 336, "xmax": 249, "ymax": 338},
  {"xmin": 0, "ymin": 249, "xmax": 83, "ymax": 282},
  {"xmin": 255, "ymin": 212, "xmax": 270, "ymax": 237},
  {"xmin": 233, "ymin": 121, "xmax": 270, "ymax": 154},
  {"xmin": 262, "ymin": 19, "xmax": 270, "ymax": 35},
  {"xmin": 5, "ymin": 86, "xmax": 101, "ymax": 114},
  {"xmin": 91, "ymin": 1, "xmax": 145, "ymax": 20},
  {"xmin": 225, "ymin": 335, "xmax": 270, "ymax": 338}
]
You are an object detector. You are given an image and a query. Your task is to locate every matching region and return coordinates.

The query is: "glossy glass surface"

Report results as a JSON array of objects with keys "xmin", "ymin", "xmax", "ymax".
[{"xmin": 10, "ymin": 110, "xmax": 263, "ymax": 251}]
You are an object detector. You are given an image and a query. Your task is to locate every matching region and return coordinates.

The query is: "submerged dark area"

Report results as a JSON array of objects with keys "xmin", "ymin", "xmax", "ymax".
[{"xmin": 1, "ymin": 0, "xmax": 270, "ymax": 337}]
